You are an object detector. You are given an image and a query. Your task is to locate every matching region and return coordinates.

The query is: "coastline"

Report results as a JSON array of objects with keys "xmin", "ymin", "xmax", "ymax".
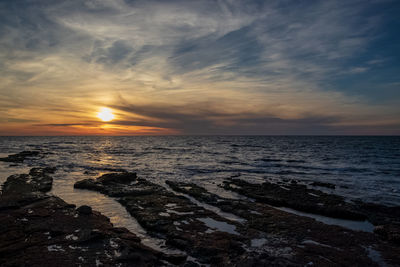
[{"xmin": 1, "ymin": 150, "xmax": 400, "ymax": 266}]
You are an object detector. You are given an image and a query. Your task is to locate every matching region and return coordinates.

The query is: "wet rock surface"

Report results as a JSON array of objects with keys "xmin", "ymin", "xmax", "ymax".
[
  {"xmin": 75, "ymin": 172, "xmax": 299, "ymax": 266},
  {"xmin": 0, "ymin": 168, "xmax": 168, "ymax": 267},
  {"xmin": 223, "ymin": 178, "xmax": 364, "ymax": 220},
  {"xmin": 167, "ymin": 181, "xmax": 400, "ymax": 266},
  {"xmin": 75, "ymin": 173, "xmax": 400, "ymax": 266},
  {"xmin": 374, "ymin": 224, "xmax": 400, "ymax": 245},
  {"xmin": 223, "ymin": 178, "xmax": 400, "ymax": 226},
  {"xmin": 0, "ymin": 150, "xmax": 40, "ymax": 163}
]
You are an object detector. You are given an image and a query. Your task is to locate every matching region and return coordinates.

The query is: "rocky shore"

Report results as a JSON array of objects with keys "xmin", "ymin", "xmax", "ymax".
[
  {"xmin": 0, "ymin": 167, "xmax": 178, "ymax": 266},
  {"xmin": 0, "ymin": 150, "xmax": 41, "ymax": 163},
  {"xmin": 1, "ymin": 150, "xmax": 400, "ymax": 266},
  {"xmin": 222, "ymin": 178, "xmax": 400, "ymax": 226},
  {"xmin": 75, "ymin": 172, "xmax": 400, "ymax": 266}
]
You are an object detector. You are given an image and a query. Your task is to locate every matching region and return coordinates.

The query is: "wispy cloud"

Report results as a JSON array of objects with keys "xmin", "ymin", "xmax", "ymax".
[{"xmin": 0, "ymin": 0, "xmax": 399, "ymax": 135}]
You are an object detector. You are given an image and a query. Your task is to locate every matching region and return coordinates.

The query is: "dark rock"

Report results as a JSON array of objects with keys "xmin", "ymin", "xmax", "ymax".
[
  {"xmin": 29, "ymin": 166, "xmax": 57, "ymax": 176},
  {"xmin": 162, "ymin": 253, "xmax": 188, "ymax": 265},
  {"xmin": 74, "ymin": 179, "xmax": 101, "ymax": 191},
  {"xmin": 357, "ymin": 201, "xmax": 400, "ymax": 226},
  {"xmin": 167, "ymin": 180, "xmax": 400, "ymax": 266},
  {"xmin": 166, "ymin": 238, "xmax": 190, "ymax": 250},
  {"xmin": 223, "ymin": 179, "xmax": 400, "ymax": 228},
  {"xmin": 0, "ymin": 169, "xmax": 169, "ymax": 266},
  {"xmin": 74, "ymin": 173, "xmax": 400, "ymax": 266},
  {"xmin": 374, "ymin": 224, "xmax": 400, "ymax": 244},
  {"xmin": 77, "ymin": 205, "xmax": 92, "ymax": 215},
  {"xmin": 74, "ymin": 172, "xmax": 274, "ymax": 265},
  {"xmin": 1, "ymin": 167, "xmax": 55, "ymax": 198},
  {"xmin": 223, "ymin": 179, "xmax": 367, "ymax": 220},
  {"xmin": 75, "ymin": 173, "xmax": 162, "ymax": 198},
  {"xmin": 0, "ymin": 150, "xmax": 40, "ymax": 163},
  {"xmin": 97, "ymin": 172, "xmax": 137, "ymax": 184}
]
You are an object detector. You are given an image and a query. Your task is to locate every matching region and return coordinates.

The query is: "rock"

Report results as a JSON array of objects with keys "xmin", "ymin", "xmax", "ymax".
[
  {"xmin": 77, "ymin": 205, "xmax": 92, "ymax": 215},
  {"xmin": 75, "ymin": 172, "xmax": 280, "ymax": 265},
  {"xmin": 357, "ymin": 202, "xmax": 400, "ymax": 226},
  {"xmin": 374, "ymin": 224, "xmax": 400, "ymax": 244},
  {"xmin": 1, "ymin": 167, "xmax": 55, "ymax": 200},
  {"xmin": 224, "ymin": 179, "xmax": 400, "ymax": 227},
  {"xmin": 166, "ymin": 238, "xmax": 190, "ymax": 249},
  {"xmin": 222, "ymin": 178, "xmax": 365, "ymax": 220},
  {"xmin": 162, "ymin": 253, "xmax": 188, "ymax": 265},
  {"xmin": 97, "ymin": 172, "xmax": 137, "ymax": 184},
  {"xmin": 75, "ymin": 173, "xmax": 162, "ymax": 197},
  {"xmin": 0, "ymin": 169, "xmax": 169, "ymax": 266},
  {"xmin": 167, "ymin": 181, "xmax": 400, "ymax": 266},
  {"xmin": 29, "ymin": 167, "xmax": 57, "ymax": 176},
  {"xmin": 75, "ymin": 173, "xmax": 400, "ymax": 266},
  {"xmin": 0, "ymin": 150, "xmax": 40, "ymax": 163}
]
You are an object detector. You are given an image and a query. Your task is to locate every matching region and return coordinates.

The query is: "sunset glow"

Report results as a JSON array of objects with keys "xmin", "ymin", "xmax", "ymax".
[
  {"xmin": 97, "ymin": 108, "xmax": 115, "ymax": 122},
  {"xmin": 0, "ymin": 0, "xmax": 399, "ymax": 135}
]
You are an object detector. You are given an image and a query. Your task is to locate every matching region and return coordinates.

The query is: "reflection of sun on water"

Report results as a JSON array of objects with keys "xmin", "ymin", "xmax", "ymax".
[{"xmin": 97, "ymin": 107, "xmax": 114, "ymax": 122}]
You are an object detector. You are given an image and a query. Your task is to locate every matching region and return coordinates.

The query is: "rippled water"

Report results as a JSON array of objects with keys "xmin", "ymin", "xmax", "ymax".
[
  {"xmin": 0, "ymin": 136, "xmax": 399, "ymax": 240},
  {"xmin": 1, "ymin": 136, "xmax": 399, "ymax": 205}
]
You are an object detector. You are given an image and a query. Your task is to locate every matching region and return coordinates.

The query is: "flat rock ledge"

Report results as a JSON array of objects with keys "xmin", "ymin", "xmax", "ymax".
[
  {"xmin": 222, "ymin": 178, "xmax": 400, "ymax": 226},
  {"xmin": 75, "ymin": 172, "xmax": 400, "ymax": 266},
  {"xmin": 221, "ymin": 178, "xmax": 400, "ymax": 246},
  {"xmin": 167, "ymin": 180, "xmax": 400, "ymax": 266},
  {"xmin": 75, "ymin": 173, "xmax": 296, "ymax": 266},
  {"xmin": 0, "ymin": 168, "xmax": 173, "ymax": 267}
]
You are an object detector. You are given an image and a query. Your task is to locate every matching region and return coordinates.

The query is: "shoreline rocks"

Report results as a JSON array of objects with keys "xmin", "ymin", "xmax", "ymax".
[
  {"xmin": 0, "ymin": 150, "xmax": 40, "ymax": 163},
  {"xmin": 75, "ymin": 173, "xmax": 250, "ymax": 265},
  {"xmin": 166, "ymin": 181, "xmax": 400, "ymax": 266},
  {"xmin": 0, "ymin": 168, "xmax": 170, "ymax": 266},
  {"xmin": 222, "ymin": 178, "xmax": 400, "ymax": 226},
  {"xmin": 75, "ymin": 172, "xmax": 400, "ymax": 266},
  {"xmin": 1, "ymin": 149, "xmax": 399, "ymax": 267}
]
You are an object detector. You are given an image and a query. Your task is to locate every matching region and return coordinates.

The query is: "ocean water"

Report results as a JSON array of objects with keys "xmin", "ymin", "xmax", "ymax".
[{"xmin": 0, "ymin": 136, "xmax": 399, "ymax": 238}]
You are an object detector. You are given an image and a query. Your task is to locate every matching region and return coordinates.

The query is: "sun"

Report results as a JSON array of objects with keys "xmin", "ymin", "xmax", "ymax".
[{"xmin": 97, "ymin": 107, "xmax": 115, "ymax": 122}]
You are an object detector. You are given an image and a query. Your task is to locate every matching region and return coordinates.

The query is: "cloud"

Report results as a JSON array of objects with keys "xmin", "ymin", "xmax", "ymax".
[
  {"xmin": 107, "ymin": 100, "xmax": 341, "ymax": 135},
  {"xmin": 0, "ymin": 0, "xmax": 399, "ymax": 135},
  {"xmin": 348, "ymin": 67, "xmax": 369, "ymax": 74}
]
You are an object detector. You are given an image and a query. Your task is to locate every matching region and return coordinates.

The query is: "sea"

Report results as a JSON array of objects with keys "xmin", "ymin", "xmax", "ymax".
[{"xmin": 0, "ymin": 136, "xmax": 399, "ymax": 246}]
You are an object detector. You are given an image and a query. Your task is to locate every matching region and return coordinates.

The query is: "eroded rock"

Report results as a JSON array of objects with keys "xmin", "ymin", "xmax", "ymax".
[
  {"xmin": 223, "ymin": 178, "xmax": 400, "ymax": 226},
  {"xmin": 0, "ymin": 169, "xmax": 168, "ymax": 266},
  {"xmin": 167, "ymin": 181, "xmax": 400, "ymax": 266},
  {"xmin": 75, "ymin": 173, "xmax": 297, "ymax": 265}
]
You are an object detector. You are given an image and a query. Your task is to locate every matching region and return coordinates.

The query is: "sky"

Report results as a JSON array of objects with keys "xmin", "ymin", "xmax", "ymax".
[{"xmin": 0, "ymin": 0, "xmax": 399, "ymax": 135}]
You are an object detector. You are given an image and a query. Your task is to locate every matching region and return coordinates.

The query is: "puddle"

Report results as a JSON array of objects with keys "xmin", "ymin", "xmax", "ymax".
[
  {"xmin": 301, "ymin": 239, "xmax": 333, "ymax": 248},
  {"xmin": 276, "ymin": 206, "xmax": 375, "ymax": 233},
  {"xmin": 165, "ymin": 183, "xmax": 246, "ymax": 223},
  {"xmin": 365, "ymin": 246, "xmax": 387, "ymax": 267},
  {"xmin": 197, "ymin": 217, "xmax": 239, "ymax": 235}
]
